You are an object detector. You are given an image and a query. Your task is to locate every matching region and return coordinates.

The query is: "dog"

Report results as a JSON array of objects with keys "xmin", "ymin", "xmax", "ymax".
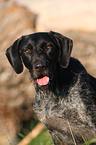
[{"xmin": 6, "ymin": 31, "xmax": 96, "ymax": 145}]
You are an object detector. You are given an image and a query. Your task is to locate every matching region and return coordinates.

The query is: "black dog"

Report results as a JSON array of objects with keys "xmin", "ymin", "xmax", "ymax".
[{"xmin": 6, "ymin": 31, "xmax": 96, "ymax": 145}]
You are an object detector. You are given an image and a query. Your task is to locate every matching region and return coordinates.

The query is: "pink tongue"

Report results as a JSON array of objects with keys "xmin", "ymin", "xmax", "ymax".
[{"xmin": 37, "ymin": 76, "xmax": 49, "ymax": 86}]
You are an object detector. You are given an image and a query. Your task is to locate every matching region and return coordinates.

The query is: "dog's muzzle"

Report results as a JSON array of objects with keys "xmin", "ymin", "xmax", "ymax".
[{"xmin": 34, "ymin": 62, "xmax": 50, "ymax": 86}]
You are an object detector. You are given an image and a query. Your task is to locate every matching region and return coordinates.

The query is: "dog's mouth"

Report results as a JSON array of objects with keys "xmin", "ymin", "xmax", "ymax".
[{"xmin": 36, "ymin": 76, "xmax": 49, "ymax": 86}]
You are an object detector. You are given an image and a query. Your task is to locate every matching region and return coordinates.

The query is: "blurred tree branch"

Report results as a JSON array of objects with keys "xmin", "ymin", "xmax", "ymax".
[{"xmin": 18, "ymin": 123, "xmax": 44, "ymax": 145}]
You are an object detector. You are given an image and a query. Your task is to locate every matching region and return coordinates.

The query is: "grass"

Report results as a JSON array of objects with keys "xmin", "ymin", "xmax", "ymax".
[
  {"xmin": 82, "ymin": 138, "xmax": 96, "ymax": 145},
  {"xmin": 28, "ymin": 129, "xmax": 54, "ymax": 145}
]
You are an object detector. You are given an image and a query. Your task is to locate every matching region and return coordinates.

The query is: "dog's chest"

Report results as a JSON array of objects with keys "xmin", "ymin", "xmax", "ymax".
[
  {"xmin": 34, "ymin": 90, "xmax": 60, "ymax": 122},
  {"xmin": 33, "ymin": 89, "xmax": 92, "ymax": 128}
]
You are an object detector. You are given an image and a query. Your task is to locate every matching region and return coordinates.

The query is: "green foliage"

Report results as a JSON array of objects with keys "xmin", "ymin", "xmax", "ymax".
[
  {"xmin": 28, "ymin": 129, "xmax": 54, "ymax": 145},
  {"xmin": 82, "ymin": 138, "xmax": 96, "ymax": 145}
]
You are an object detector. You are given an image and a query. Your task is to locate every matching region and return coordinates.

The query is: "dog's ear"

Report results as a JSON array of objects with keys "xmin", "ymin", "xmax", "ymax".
[
  {"xmin": 6, "ymin": 36, "xmax": 24, "ymax": 74},
  {"xmin": 49, "ymin": 31, "xmax": 73, "ymax": 68}
]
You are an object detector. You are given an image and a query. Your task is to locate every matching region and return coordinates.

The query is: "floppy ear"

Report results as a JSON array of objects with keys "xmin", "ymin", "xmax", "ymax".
[
  {"xmin": 49, "ymin": 31, "xmax": 73, "ymax": 68},
  {"xmin": 6, "ymin": 36, "xmax": 24, "ymax": 74}
]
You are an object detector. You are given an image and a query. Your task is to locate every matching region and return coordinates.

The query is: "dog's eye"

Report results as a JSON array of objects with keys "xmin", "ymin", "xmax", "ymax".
[
  {"xmin": 46, "ymin": 46, "xmax": 51, "ymax": 49},
  {"xmin": 25, "ymin": 49, "xmax": 31, "ymax": 53}
]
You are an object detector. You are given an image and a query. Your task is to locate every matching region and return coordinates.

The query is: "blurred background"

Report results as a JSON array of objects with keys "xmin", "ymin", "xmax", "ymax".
[{"xmin": 0, "ymin": 0, "xmax": 96, "ymax": 144}]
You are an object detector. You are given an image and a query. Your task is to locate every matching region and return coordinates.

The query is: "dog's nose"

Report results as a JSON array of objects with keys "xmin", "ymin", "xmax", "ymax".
[{"xmin": 34, "ymin": 62, "xmax": 47, "ymax": 71}]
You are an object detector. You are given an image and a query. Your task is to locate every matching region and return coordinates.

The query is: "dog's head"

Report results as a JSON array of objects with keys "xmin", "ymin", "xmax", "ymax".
[{"xmin": 6, "ymin": 31, "xmax": 73, "ymax": 86}]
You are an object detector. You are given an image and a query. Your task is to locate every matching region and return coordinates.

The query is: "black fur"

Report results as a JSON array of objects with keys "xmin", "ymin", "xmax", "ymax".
[{"xmin": 6, "ymin": 31, "xmax": 96, "ymax": 145}]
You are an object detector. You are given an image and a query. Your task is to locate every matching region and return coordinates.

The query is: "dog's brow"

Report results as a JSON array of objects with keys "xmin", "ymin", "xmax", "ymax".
[
  {"xmin": 28, "ymin": 40, "xmax": 34, "ymax": 45},
  {"xmin": 24, "ymin": 40, "xmax": 35, "ymax": 49},
  {"xmin": 24, "ymin": 43, "xmax": 32, "ymax": 49}
]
